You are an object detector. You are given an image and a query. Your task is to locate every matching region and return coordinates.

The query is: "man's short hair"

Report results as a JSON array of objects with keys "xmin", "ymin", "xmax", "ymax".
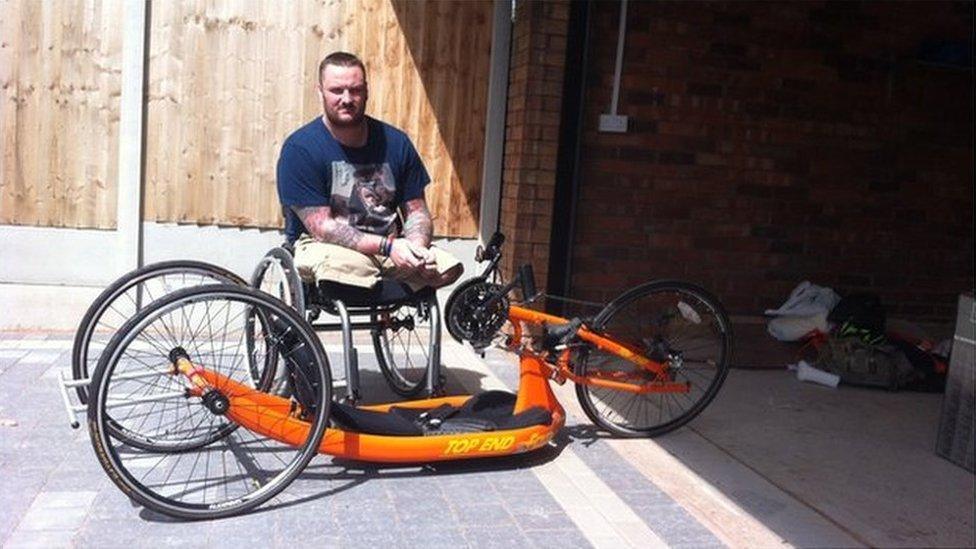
[{"xmin": 319, "ymin": 52, "xmax": 366, "ymax": 81}]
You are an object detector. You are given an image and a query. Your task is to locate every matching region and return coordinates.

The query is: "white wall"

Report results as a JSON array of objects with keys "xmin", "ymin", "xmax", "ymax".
[{"xmin": 0, "ymin": 222, "xmax": 480, "ymax": 330}]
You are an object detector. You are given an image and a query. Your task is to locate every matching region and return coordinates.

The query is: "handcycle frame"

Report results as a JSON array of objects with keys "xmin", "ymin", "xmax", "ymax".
[{"xmin": 164, "ymin": 297, "xmax": 687, "ymax": 464}]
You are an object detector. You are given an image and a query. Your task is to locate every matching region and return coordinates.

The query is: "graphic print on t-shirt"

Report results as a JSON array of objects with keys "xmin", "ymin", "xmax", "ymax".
[{"xmin": 330, "ymin": 161, "xmax": 397, "ymax": 235}]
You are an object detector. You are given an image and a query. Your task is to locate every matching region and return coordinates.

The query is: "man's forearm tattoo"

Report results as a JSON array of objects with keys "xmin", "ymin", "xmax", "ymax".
[
  {"xmin": 327, "ymin": 222, "xmax": 365, "ymax": 248},
  {"xmin": 403, "ymin": 200, "xmax": 432, "ymax": 246},
  {"xmin": 293, "ymin": 205, "xmax": 365, "ymax": 249}
]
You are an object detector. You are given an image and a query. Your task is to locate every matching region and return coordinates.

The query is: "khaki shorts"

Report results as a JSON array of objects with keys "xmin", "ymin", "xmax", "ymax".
[{"xmin": 293, "ymin": 235, "xmax": 462, "ymax": 290}]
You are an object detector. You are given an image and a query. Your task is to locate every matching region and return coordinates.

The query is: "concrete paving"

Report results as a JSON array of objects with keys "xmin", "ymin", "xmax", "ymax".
[{"xmin": 1, "ymin": 329, "xmax": 973, "ymax": 548}]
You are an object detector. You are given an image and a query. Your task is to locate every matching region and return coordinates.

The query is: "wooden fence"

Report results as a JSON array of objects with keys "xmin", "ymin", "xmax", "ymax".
[
  {"xmin": 0, "ymin": 0, "xmax": 124, "ymax": 229},
  {"xmin": 1, "ymin": 0, "xmax": 493, "ymax": 237}
]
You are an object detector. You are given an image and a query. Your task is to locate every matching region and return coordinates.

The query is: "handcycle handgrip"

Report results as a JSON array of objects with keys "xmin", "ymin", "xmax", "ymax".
[
  {"xmin": 476, "ymin": 232, "xmax": 506, "ymax": 262},
  {"xmin": 518, "ymin": 264, "xmax": 538, "ymax": 302}
]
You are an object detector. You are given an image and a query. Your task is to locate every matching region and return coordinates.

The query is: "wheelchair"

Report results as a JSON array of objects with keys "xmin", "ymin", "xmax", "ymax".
[
  {"xmin": 61, "ymin": 243, "xmax": 443, "ymax": 430},
  {"xmin": 250, "ymin": 243, "xmax": 443, "ymax": 402}
]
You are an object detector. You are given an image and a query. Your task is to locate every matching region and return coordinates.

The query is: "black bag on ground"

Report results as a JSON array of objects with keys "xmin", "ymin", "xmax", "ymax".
[{"xmin": 828, "ymin": 293, "xmax": 886, "ymax": 345}]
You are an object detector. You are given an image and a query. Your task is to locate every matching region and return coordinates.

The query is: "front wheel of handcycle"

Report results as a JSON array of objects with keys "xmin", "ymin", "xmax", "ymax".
[
  {"xmin": 87, "ymin": 284, "xmax": 332, "ymax": 520},
  {"xmin": 575, "ymin": 280, "xmax": 732, "ymax": 438}
]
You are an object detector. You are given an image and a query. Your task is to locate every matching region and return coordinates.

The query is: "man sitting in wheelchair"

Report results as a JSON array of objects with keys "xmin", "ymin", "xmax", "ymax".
[{"xmin": 277, "ymin": 51, "xmax": 463, "ymax": 291}]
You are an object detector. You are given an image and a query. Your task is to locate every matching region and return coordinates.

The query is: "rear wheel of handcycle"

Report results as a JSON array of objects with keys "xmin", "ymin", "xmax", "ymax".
[
  {"xmin": 575, "ymin": 280, "xmax": 732, "ymax": 437},
  {"xmin": 87, "ymin": 284, "xmax": 332, "ymax": 520},
  {"xmin": 372, "ymin": 295, "xmax": 439, "ymax": 397},
  {"xmin": 72, "ymin": 261, "xmax": 245, "ymax": 405}
]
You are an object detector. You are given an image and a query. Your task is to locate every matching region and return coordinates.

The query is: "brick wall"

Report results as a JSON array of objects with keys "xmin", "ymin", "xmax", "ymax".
[
  {"xmin": 568, "ymin": 1, "xmax": 973, "ymax": 322},
  {"xmin": 499, "ymin": 0, "xmax": 569, "ymax": 292}
]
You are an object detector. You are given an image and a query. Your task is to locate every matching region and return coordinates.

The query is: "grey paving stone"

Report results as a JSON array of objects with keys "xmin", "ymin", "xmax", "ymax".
[
  {"xmin": 391, "ymin": 524, "xmax": 467, "ymax": 548},
  {"xmin": 3, "ymin": 528, "xmax": 75, "ymax": 549},
  {"xmin": 504, "ymin": 493, "xmax": 577, "ymax": 532},
  {"xmin": 16, "ymin": 504, "xmax": 89, "ymax": 531},
  {"xmin": 338, "ymin": 526, "xmax": 399, "ymax": 547},
  {"xmin": 332, "ymin": 499, "xmax": 397, "ymax": 535},
  {"xmin": 204, "ymin": 512, "xmax": 283, "ymax": 546},
  {"xmin": 86, "ymin": 487, "xmax": 143, "ymax": 520},
  {"xmin": 17, "ymin": 350, "xmax": 64, "ymax": 366},
  {"xmin": 29, "ymin": 490, "xmax": 98, "ymax": 509},
  {"xmin": 0, "ymin": 501, "xmax": 32, "ymax": 546},
  {"xmin": 461, "ymin": 525, "xmax": 533, "ymax": 548},
  {"xmin": 448, "ymin": 502, "xmax": 516, "ymax": 528},
  {"xmin": 394, "ymin": 492, "xmax": 453, "ymax": 524},
  {"xmin": 73, "ymin": 518, "xmax": 148, "ymax": 548},
  {"xmin": 523, "ymin": 527, "xmax": 594, "ymax": 549},
  {"xmin": 437, "ymin": 472, "xmax": 503, "ymax": 505}
]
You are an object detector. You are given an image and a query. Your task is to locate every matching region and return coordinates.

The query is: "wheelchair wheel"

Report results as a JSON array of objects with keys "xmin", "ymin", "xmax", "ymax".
[
  {"xmin": 72, "ymin": 261, "xmax": 245, "ymax": 404},
  {"xmin": 575, "ymin": 281, "xmax": 732, "ymax": 438},
  {"xmin": 87, "ymin": 284, "xmax": 331, "ymax": 520},
  {"xmin": 249, "ymin": 247, "xmax": 306, "ymax": 392},
  {"xmin": 251, "ymin": 247, "xmax": 305, "ymax": 314},
  {"xmin": 372, "ymin": 296, "xmax": 438, "ymax": 397}
]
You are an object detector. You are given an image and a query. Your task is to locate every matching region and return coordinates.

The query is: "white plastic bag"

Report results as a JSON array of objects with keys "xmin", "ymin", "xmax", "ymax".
[
  {"xmin": 765, "ymin": 281, "xmax": 840, "ymax": 342},
  {"xmin": 768, "ymin": 311, "xmax": 830, "ymax": 341},
  {"xmin": 765, "ymin": 281, "xmax": 840, "ymax": 317}
]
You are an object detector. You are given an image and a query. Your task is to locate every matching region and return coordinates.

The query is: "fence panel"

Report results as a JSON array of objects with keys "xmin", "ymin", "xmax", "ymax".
[{"xmin": 0, "ymin": 0, "xmax": 123, "ymax": 229}]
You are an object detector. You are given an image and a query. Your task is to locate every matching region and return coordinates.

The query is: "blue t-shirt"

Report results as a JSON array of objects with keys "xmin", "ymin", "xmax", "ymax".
[{"xmin": 276, "ymin": 116, "xmax": 430, "ymax": 243}]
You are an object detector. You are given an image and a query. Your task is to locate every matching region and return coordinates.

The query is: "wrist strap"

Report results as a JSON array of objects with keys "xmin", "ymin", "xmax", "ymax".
[{"xmin": 381, "ymin": 234, "xmax": 395, "ymax": 256}]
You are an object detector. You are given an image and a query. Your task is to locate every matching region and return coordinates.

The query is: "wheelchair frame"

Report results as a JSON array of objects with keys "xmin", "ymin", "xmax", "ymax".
[{"xmin": 248, "ymin": 243, "xmax": 443, "ymax": 403}]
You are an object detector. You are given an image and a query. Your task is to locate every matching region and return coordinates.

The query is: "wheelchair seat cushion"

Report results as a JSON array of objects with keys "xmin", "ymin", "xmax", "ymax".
[{"xmin": 314, "ymin": 279, "xmax": 435, "ymax": 308}]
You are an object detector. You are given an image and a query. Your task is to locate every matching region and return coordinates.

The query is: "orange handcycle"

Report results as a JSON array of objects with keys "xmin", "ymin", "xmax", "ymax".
[{"xmin": 69, "ymin": 233, "xmax": 731, "ymax": 519}]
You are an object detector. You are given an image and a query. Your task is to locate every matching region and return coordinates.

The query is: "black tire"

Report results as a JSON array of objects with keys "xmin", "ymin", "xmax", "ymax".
[
  {"xmin": 575, "ymin": 280, "xmax": 732, "ymax": 437},
  {"xmin": 72, "ymin": 261, "xmax": 245, "ymax": 404},
  {"xmin": 87, "ymin": 284, "xmax": 332, "ymax": 520},
  {"xmin": 372, "ymin": 296, "xmax": 438, "ymax": 397},
  {"xmin": 250, "ymin": 247, "xmax": 306, "ymax": 315}
]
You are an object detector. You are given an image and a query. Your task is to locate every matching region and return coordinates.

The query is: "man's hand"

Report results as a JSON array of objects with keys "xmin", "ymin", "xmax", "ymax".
[
  {"xmin": 389, "ymin": 238, "xmax": 424, "ymax": 272},
  {"xmin": 406, "ymin": 241, "xmax": 440, "ymax": 279}
]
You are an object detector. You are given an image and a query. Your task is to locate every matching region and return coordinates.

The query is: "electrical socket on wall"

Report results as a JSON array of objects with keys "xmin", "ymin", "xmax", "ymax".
[{"xmin": 599, "ymin": 114, "xmax": 628, "ymax": 133}]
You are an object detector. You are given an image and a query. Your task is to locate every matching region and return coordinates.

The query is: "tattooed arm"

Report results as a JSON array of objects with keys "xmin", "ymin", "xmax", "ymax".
[
  {"xmin": 401, "ymin": 198, "xmax": 433, "ymax": 248},
  {"xmin": 293, "ymin": 205, "xmax": 423, "ymax": 270},
  {"xmin": 292, "ymin": 205, "xmax": 384, "ymax": 255}
]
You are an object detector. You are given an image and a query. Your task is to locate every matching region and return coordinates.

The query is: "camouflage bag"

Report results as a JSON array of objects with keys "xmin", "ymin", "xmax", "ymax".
[{"xmin": 815, "ymin": 336, "xmax": 916, "ymax": 390}]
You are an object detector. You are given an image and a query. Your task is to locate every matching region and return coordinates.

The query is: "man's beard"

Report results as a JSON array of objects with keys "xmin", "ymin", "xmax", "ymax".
[{"xmin": 326, "ymin": 105, "xmax": 365, "ymax": 128}]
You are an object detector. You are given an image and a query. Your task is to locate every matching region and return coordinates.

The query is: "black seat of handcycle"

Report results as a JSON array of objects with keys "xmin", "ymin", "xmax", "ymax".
[
  {"xmin": 310, "ymin": 279, "xmax": 435, "ymax": 309},
  {"xmin": 329, "ymin": 390, "xmax": 552, "ymax": 437}
]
